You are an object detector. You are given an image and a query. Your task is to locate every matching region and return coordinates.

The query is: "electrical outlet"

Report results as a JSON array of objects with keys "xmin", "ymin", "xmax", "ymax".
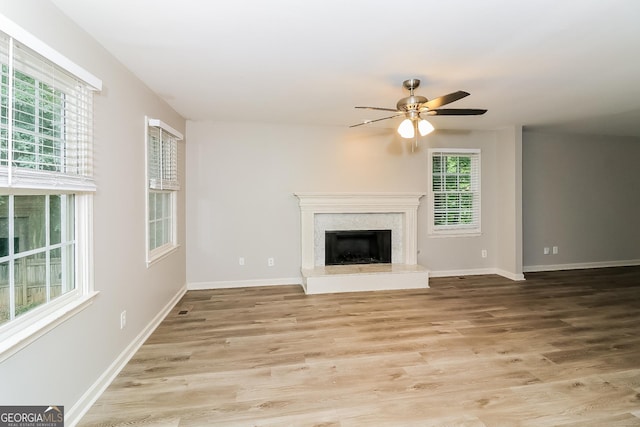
[
  {"xmin": 552, "ymin": 246, "xmax": 558, "ymax": 255},
  {"xmin": 239, "ymin": 257, "xmax": 245, "ymax": 266},
  {"xmin": 481, "ymin": 249, "xmax": 487, "ymax": 258},
  {"xmin": 120, "ymin": 310, "xmax": 126, "ymax": 330},
  {"xmin": 268, "ymin": 257, "xmax": 275, "ymax": 267},
  {"xmin": 543, "ymin": 247, "xmax": 550, "ymax": 255}
]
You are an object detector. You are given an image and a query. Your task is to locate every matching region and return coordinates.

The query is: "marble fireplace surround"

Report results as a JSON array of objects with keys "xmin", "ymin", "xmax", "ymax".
[
  {"xmin": 294, "ymin": 192, "xmax": 429, "ymax": 294},
  {"xmin": 315, "ymin": 214, "xmax": 402, "ymax": 266}
]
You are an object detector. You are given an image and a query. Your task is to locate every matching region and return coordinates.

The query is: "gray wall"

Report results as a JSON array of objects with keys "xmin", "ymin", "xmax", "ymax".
[
  {"xmin": 0, "ymin": 0, "xmax": 186, "ymax": 419},
  {"xmin": 186, "ymin": 121, "xmax": 524, "ymax": 286},
  {"xmin": 523, "ymin": 130, "xmax": 640, "ymax": 269}
]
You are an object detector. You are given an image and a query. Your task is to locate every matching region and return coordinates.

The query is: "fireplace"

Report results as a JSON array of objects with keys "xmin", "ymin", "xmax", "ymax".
[
  {"xmin": 325, "ymin": 230, "xmax": 391, "ymax": 265},
  {"xmin": 294, "ymin": 192, "xmax": 429, "ymax": 294}
]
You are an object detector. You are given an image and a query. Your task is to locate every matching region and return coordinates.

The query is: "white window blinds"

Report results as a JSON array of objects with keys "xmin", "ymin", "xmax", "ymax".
[
  {"xmin": 430, "ymin": 149, "xmax": 481, "ymax": 233},
  {"xmin": 147, "ymin": 118, "xmax": 182, "ymax": 191},
  {"xmin": 0, "ymin": 30, "xmax": 99, "ymax": 191}
]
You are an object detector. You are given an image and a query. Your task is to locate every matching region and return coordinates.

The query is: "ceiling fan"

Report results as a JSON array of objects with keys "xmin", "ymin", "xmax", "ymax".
[{"xmin": 350, "ymin": 78, "xmax": 487, "ymax": 139}]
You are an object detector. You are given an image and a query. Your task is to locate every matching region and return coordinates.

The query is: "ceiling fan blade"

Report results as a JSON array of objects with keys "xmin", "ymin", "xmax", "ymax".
[
  {"xmin": 423, "ymin": 91, "xmax": 470, "ymax": 110},
  {"xmin": 355, "ymin": 106, "xmax": 400, "ymax": 112},
  {"xmin": 349, "ymin": 113, "xmax": 403, "ymax": 128},
  {"xmin": 427, "ymin": 108, "xmax": 487, "ymax": 116}
]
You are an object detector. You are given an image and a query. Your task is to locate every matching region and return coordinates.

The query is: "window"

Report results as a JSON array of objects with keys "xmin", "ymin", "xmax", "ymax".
[
  {"xmin": 146, "ymin": 118, "xmax": 182, "ymax": 264},
  {"xmin": 0, "ymin": 195, "xmax": 75, "ymax": 322},
  {"xmin": 429, "ymin": 149, "xmax": 480, "ymax": 235},
  {"xmin": 0, "ymin": 16, "xmax": 101, "ymax": 359}
]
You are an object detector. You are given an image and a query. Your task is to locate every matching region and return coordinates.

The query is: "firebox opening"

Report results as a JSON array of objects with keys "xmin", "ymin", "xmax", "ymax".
[{"xmin": 325, "ymin": 230, "xmax": 391, "ymax": 266}]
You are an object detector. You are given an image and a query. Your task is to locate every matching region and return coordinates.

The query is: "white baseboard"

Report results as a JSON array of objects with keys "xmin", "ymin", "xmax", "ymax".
[
  {"xmin": 429, "ymin": 268, "xmax": 525, "ymax": 281},
  {"xmin": 495, "ymin": 269, "xmax": 526, "ymax": 281},
  {"xmin": 188, "ymin": 277, "xmax": 302, "ymax": 290},
  {"xmin": 523, "ymin": 259, "xmax": 640, "ymax": 273},
  {"xmin": 189, "ymin": 269, "xmax": 531, "ymax": 290},
  {"xmin": 65, "ymin": 283, "xmax": 187, "ymax": 427}
]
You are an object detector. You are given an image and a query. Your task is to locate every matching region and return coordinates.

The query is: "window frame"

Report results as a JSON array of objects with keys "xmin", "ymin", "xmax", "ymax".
[
  {"xmin": 145, "ymin": 117, "xmax": 182, "ymax": 265},
  {"xmin": 428, "ymin": 148, "xmax": 481, "ymax": 236},
  {"xmin": 0, "ymin": 15, "xmax": 100, "ymax": 362},
  {"xmin": 0, "ymin": 190, "xmax": 96, "ymax": 362}
]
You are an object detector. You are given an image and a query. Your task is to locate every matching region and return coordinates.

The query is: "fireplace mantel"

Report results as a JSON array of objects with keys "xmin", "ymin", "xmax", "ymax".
[
  {"xmin": 294, "ymin": 192, "xmax": 425, "ymax": 270},
  {"xmin": 294, "ymin": 192, "xmax": 425, "ymax": 212},
  {"xmin": 294, "ymin": 192, "xmax": 428, "ymax": 294}
]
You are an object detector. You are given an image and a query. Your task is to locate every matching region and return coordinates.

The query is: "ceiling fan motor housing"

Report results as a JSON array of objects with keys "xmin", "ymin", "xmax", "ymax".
[{"xmin": 397, "ymin": 95, "xmax": 428, "ymax": 113}]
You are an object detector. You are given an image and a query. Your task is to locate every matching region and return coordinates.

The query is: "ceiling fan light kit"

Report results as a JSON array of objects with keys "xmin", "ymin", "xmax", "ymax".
[
  {"xmin": 398, "ymin": 117, "xmax": 434, "ymax": 139},
  {"xmin": 350, "ymin": 78, "xmax": 487, "ymax": 140},
  {"xmin": 398, "ymin": 118, "xmax": 415, "ymax": 138},
  {"xmin": 418, "ymin": 118, "xmax": 434, "ymax": 136}
]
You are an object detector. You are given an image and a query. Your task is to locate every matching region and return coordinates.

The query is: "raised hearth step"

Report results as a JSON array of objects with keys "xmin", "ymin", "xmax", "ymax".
[{"xmin": 301, "ymin": 263, "xmax": 429, "ymax": 295}]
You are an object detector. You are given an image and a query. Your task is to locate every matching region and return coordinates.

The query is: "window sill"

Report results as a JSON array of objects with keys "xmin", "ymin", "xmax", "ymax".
[
  {"xmin": 147, "ymin": 244, "xmax": 181, "ymax": 267},
  {"xmin": 0, "ymin": 291, "xmax": 99, "ymax": 363},
  {"xmin": 429, "ymin": 231, "xmax": 482, "ymax": 238}
]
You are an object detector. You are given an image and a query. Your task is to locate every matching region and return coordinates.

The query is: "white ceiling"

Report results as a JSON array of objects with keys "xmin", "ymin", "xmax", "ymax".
[{"xmin": 51, "ymin": 0, "xmax": 640, "ymax": 137}]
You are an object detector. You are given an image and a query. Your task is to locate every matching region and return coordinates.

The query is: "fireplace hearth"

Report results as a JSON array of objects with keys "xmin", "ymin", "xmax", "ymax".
[{"xmin": 325, "ymin": 230, "xmax": 391, "ymax": 265}]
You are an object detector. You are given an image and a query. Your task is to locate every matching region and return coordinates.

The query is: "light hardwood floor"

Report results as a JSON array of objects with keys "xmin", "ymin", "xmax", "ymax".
[{"xmin": 79, "ymin": 267, "xmax": 640, "ymax": 426}]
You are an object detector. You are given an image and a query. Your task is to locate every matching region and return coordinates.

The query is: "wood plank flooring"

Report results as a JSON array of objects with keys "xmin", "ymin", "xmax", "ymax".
[{"xmin": 79, "ymin": 267, "xmax": 640, "ymax": 426}]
